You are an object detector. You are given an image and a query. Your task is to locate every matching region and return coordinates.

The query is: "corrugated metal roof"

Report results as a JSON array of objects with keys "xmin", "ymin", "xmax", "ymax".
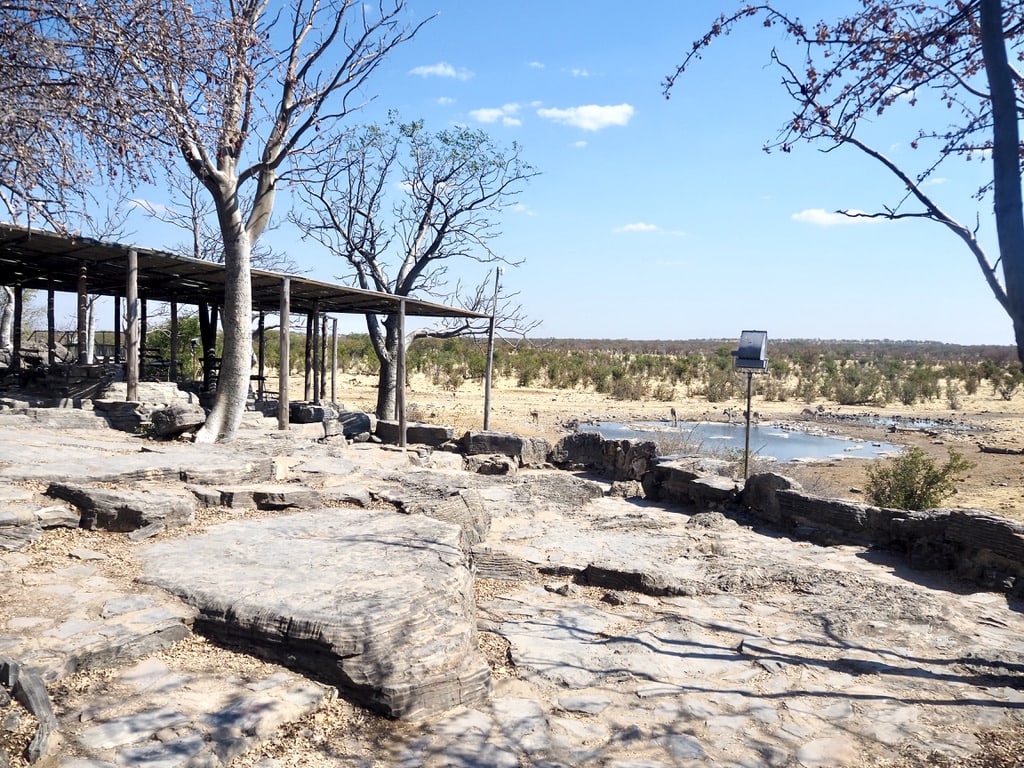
[{"xmin": 0, "ymin": 224, "xmax": 487, "ymax": 319}]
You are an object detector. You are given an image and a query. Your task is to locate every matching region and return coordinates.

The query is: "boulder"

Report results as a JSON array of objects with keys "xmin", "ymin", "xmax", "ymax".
[
  {"xmin": 289, "ymin": 401, "xmax": 338, "ymax": 424},
  {"xmin": 337, "ymin": 411, "xmax": 376, "ymax": 438},
  {"xmin": 462, "ymin": 431, "xmax": 551, "ymax": 468},
  {"xmin": 150, "ymin": 403, "xmax": 206, "ymax": 438},
  {"xmin": 466, "ymin": 454, "xmax": 518, "ymax": 476},
  {"xmin": 376, "ymin": 420, "xmax": 454, "ymax": 446},
  {"xmin": 550, "ymin": 432, "xmax": 605, "ymax": 471}
]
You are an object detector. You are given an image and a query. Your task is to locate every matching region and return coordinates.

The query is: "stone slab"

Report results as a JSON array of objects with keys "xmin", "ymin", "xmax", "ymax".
[
  {"xmin": 0, "ymin": 564, "xmax": 195, "ymax": 682},
  {"xmin": 57, "ymin": 657, "xmax": 328, "ymax": 767},
  {"xmin": 139, "ymin": 508, "xmax": 491, "ymax": 720}
]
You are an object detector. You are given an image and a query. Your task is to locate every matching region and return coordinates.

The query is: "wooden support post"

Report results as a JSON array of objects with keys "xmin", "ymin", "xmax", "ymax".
[
  {"xmin": 257, "ymin": 311, "xmax": 266, "ymax": 400},
  {"xmin": 11, "ymin": 285, "xmax": 22, "ymax": 371},
  {"xmin": 483, "ymin": 268, "xmax": 501, "ymax": 431},
  {"xmin": 125, "ymin": 250, "xmax": 139, "ymax": 401},
  {"xmin": 319, "ymin": 313, "xmax": 327, "ymax": 403},
  {"xmin": 169, "ymin": 301, "xmax": 178, "ymax": 382},
  {"xmin": 113, "ymin": 297, "xmax": 121, "ymax": 364},
  {"xmin": 278, "ymin": 278, "xmax": 290, "ymax": 431},
  {"xmin": 311, "ymin": 307, "xmax": 321, "ymax": 405},
  {"xmin": 303, "ymin": 312, "xmax": 313, "ymax": 401},
  {"xmin": 330, "ymin": 318, "xmax": 338, "ymax": 405},
  {"xmin": 139, "ymin": 298, "xmax": 149, "ymax": 378},
  {"xmin": 76, "ymin": 263, "xmax": 88, "ymax": 364},
  {"xmin": 47, "ymin": 289, "xmax": 56, "ymax": 366}
]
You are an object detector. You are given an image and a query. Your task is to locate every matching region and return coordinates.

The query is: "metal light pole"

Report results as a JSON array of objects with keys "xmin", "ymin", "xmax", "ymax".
[{"xmin": 732, "ymin": 330, "xmax": 768, "ymax": 481}]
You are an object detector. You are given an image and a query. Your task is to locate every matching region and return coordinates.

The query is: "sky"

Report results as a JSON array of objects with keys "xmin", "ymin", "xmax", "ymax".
[{"xmin": 58, "ymin": 1, "xmax": 1017, "ymax": 346}]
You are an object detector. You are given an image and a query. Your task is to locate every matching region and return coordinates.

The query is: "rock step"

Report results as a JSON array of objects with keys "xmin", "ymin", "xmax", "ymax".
[
  {"xmin": 47, "ymin": 483, "xmax": 195, "ymax": 533},
  {"xmin": 188, "ymin": 483, "xmax": 320, "ymax": 510}
]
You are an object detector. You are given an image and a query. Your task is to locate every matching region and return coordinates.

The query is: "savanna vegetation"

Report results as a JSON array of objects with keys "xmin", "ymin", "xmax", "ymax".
[{"xmin": 142, "ymin": 324, "xmax": 1023, "ymax": 410}]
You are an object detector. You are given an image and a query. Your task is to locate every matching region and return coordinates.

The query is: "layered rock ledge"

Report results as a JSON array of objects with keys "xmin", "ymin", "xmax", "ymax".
[{"xmin": 138, "ymin": 507, "xmax": 492, "ymax": 720}]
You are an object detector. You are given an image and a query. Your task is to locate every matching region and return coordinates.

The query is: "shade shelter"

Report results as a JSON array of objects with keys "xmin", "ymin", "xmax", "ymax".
[{"xmin": 0, "ymin": 224, "xmax": 487, "ymax": 441}]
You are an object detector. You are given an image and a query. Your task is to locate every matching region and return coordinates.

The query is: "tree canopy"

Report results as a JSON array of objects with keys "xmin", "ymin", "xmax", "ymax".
[
  {"xmin": 666, "ymin": 1, "xmax": 1024, "ymax": 363},
  {"xmin": 292, "ymin": 116, "xmax": 538, "ymax": 417}
]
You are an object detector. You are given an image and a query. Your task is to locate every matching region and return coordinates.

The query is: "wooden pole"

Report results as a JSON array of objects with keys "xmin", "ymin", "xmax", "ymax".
[
  {"xmin": 257, "ymin": 311, "xmax": 266, "ymax": 400},
  {"xmin": 169, "ymin": 301, "xmax": 178, "ymax": 382},
  {"xmin": 47, "ymin": 289, "xmax": 56, "ymax": 366},
  {"xmin": 330, "ymin": 318, "xmax": 338, "ymax": 405},
  {"xmin": 483, "ymin": 268, "xmax": 501, "ymax": 431},
  {"xmin": 113, "ymin": 297, "xmax": 121, "ymax": 364},
  {"xmin": 11, "ymin": 286, "xmax": 21, "ymax": 371},
  {"xmin": 139, "ymin": 298, "xmax": 148, "ymax": 376},
  {"xmin": 278, "ymin": 278, "xmax": 290, "ymax": 430},
  {"xmin": 125, "ymin": 250, "xmax": 139, "ymax": 401},
  {"xmin": 76, "ymin": 263, "xmax": 88, "ymax": 364},
  {"xmin": 304, "ymin": 312, "xmax": 314, "ymax": 401},
  {"xmin": 312, "ymin": 307, "xmax": 321, "ymax": 405},
  {"xmin": 319, "ymin": 313, "xmax": 328, "ymax": 403}
]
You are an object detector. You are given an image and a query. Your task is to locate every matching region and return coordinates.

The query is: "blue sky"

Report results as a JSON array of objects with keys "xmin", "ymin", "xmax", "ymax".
[{"xmin": 103, "ymin": 1, "xmax": 1014, "ymax": 345}]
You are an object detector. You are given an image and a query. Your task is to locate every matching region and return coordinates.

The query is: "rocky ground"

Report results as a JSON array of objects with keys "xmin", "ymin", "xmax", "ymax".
[{"xmin": 1, "ymin": 378, "xmax": 1023, "ymax": 767}]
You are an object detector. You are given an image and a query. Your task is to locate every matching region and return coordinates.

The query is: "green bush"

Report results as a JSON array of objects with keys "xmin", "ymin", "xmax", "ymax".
[{"xmin": 865, "ymin": 447, "xmax": 973, "ymax": 510}]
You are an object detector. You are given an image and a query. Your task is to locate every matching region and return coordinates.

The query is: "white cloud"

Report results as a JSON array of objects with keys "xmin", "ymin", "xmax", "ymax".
[
  {"xmin": 470, "ymin": 103, "xmax": 522, "ymax": 127},
  {"xmin": 528, "ymin": 61, "xmax": 545, "ymax": 69},
  {"xmin": 572, "ymin": 140, "xmax": 587, "ymax": 149},
  {"xmin": 614, "ymin": 222, "xmax": 659, "ymax": 234},
  {"xmin": 536, "ymin": 103, "xmax": 634, "ymax": 131},
  {"xmin": 436, "ymin": 96, "xmax": 455, "ymax": 106},
  {"xmin": 511, "ymin": 202, "xmax": 536, "ymax": 216},
  {"xmin": 129, "ymin": 198, "xmax": 170, "ymax": 216},
  {"xmin": 791, "ymin": 208, "xmax": 876, "ymax": 225},
  {"xmin": 409, "ymin": 62, "xmax": 473, "ymax": 81},
  {"xmin": 570, "ymin": 67, "xmax": 590, "ymax": 78}
]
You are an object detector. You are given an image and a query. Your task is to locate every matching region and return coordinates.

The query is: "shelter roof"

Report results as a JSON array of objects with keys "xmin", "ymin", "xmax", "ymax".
[{"xmin": 0, "ymin": 224, "xmax": 486, "ymax": 319}]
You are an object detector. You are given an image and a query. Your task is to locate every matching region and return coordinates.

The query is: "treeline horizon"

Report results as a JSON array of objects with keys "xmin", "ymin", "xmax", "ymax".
[{"xmin": 135, "ymin": 321, "xmax": 1024, "ymax": 408}]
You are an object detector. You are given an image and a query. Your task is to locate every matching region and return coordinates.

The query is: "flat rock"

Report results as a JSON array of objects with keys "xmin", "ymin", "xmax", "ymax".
[
  {"xmin": 0, "ymin": 441, "xmax": 275, "ymax": 485},
  {"xmin": 47, "ymin": 483, "xmax": 195, "ymax": 533},
  {"xmin": 0, "ymin": 564, "xmax": 194, "ymax": 682},
  {"xmin": 57, "ymin": 656, "xmax": 329, "ymax": 767},
  {"xmin": 138, "ymin": 508, "xmax": 491, "ymax": 720}
]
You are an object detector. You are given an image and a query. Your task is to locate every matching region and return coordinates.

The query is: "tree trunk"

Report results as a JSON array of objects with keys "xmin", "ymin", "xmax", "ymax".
[
  {"xmin": 195, "ymin": 219, "xmax": 253, "ymax": 442},
  {"xmin": 1, "ymin": 287, "xmax": 13, "ymax": 351},
  {"xmin": 980, "ymin": 0, "xmax": 1024, "ymax": 364},
  {"xmin": 371, "ymin": 316, "xmax": 401, "ymax": 420}
]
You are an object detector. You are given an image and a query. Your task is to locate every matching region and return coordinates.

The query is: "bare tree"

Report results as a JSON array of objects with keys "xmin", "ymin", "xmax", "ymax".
[
  {"xmin": 666, "ymin": 1, "xmax": 1024, "ymax": 362},
  {"xmin": 133, "ymin": 176, "xmax": 300, "ymax": 273},
  {"xmin": 0, "ymin": 2, "xmax": 153, "ymax": 226},
  {"xmin": 292, "ymin": 117, "xmax": 539, "ymax": 418},
  {"xmin": 75, "ymin": 0, "xmax": 424, "ymax": 441}
]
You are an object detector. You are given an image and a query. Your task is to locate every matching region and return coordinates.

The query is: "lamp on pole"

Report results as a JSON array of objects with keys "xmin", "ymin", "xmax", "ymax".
[{"xmin": 731, "ymin": 330, "xmax": 768, "ymax": 481}]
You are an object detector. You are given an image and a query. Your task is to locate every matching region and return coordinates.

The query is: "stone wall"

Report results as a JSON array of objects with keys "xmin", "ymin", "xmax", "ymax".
[{"xmin": 551, "ymin": 432, "xmax": 1024, "ymax": 598}]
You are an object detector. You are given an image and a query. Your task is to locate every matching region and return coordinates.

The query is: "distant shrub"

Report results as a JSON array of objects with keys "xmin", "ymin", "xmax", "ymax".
[
  {"xmin": 865, "ymin": 447, "xmax": 973, "ymax": 510},
  {"xmin": 610, "ymin": 374, "xmax": 648, "ymax": 401},
  {"xmin": 651, "ymin": 381, "xmax": 675, "ymax": 401}
]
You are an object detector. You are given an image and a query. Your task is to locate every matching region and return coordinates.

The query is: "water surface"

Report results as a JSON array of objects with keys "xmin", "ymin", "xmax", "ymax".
[{"xmin": 579, "ymin": 420, "xmax": 901, "ymax": 463}]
